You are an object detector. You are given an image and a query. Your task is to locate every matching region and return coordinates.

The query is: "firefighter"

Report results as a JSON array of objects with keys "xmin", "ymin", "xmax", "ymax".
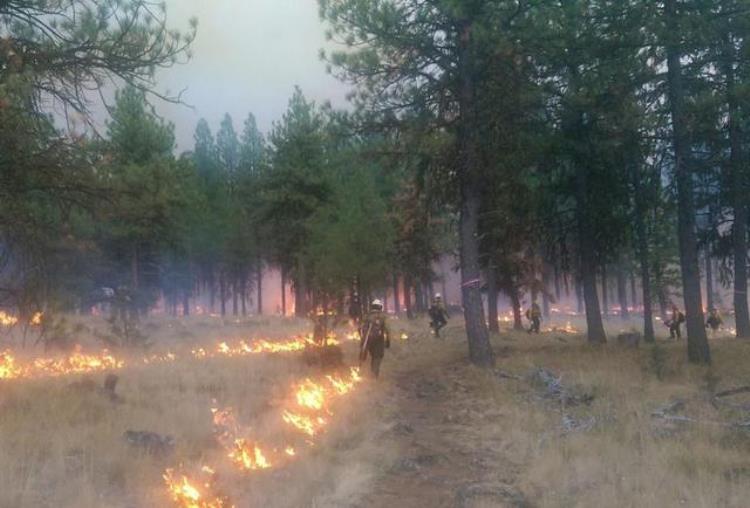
[
  {"xmin": 526, "ymin": 302, "xmax": 541, "ymax": 334},
  {"xmin": 705, "ymin": 308, "xmax": 722, "ymax": 337},
  {"xmin": 667, "ymin": 304, "xmax": 685, "ymax": 339},
  {"xmin": 428, "ymin": 293, "xmax": 449, "ymax": 338},
  {"xmin": 359, "ymin": 299, "xmax": 390, "ymax": 379},
  {"xmin": 311, "ymin": 307, "xmax": 328, "ymax": 345}
]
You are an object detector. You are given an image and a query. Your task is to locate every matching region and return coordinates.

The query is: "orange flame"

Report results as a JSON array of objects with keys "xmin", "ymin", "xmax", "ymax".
[
  {"xmin": 163, "ymin": 468, "xmax": 232, "ymax": 508},
  {"xmin": 0, "ymin": 311, "xmax": 19, "ymax": 327},
  {"xmin": 165, "ymin": 367, "xmax": 365, "ymax": 505},
  {"xmin": 228, "ymin": 439, "xmax": 272, "ymax": 470},
  {"xmin": 295, "ymin": 379, "xmax": 327, "ymax": 411},
  {"xmin": 0, "ymin": 351, "xmax": 23, "ymax": 379},
  {"xmin": 282, "ymin": 410, "xmax": 327, "ymax": 437},
  {"xmin": 0, "ymin": 346, "xmax": 123, "ymax": 380}
]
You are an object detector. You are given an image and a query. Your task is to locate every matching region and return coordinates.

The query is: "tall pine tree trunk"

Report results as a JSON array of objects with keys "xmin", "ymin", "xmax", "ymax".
[
  {"xmin": 209, "ymin": 268, "xmax": 216, "ymax": 313},
  {"xmin": 241, "ymin": 278, "xmax": 247, "ymax": 316},
  {"xmin": 256, "ymin": 259, "xmax": 263, "ymax": 315},
  {"xmin": 220, "ymin": 274, "xmax": 226, "ymax": 317},
  {"xmin": 294, "ymin": 277, "xmax": 306, "ymax": 318},
  {"xmin": 633, "ymin": 162, "xmax": 655, "ymax": 342},
  {"xmin": 457, "ymin": 18, "xmax": 493, "ymax": 366},
  {"xmin": 232, "ymin": 280, "xmax": 238, "ymax": 316},
  {"xmin": 574, "ymin": 184, "xmax": 606, "ymax": 342},
  {"xmin": 404, "ymin": 273, "xmax": 413, "ymax": 319},
  {"xmin": 705, "ymin": 252, "xmax": 714, "ymax": 313},
  {"xmin": 441, "ymin": 268, "xmax": 448, "ymax": 304},
  {"xmin": 724, "ymin": 37, "xmax": 750, "ymax": 338},
  {"xmin": 414, "ymin": 283, "xmax": 424, "ymax": 314},
  {"xmin": 542, "ymin": 262, "xmax": 551, "ymax": 320},
  {"xmin": 392, "ymin": 273, "xmax": 401, "ymax": 314},
  {"xmin": 487, "ymin": 265, "xmax": 499, "ymax": 333},
  {"xmin": 506, "ymin": 279, "xmax": 523, "ymax": 331},
  {"xmin": 575, "ymin": 275, "xmax": 584, "ymax": 314},
  {"xmin": 601, "ymin": 264, "xmax": 609, "ymax": 320},
  {"xmin": 182, "ymin": 290, "xmax": 190, "ymax": 317},
  {"xmin": 281, "ymin": 267, "xmax": 287, "ymax": 316},
  {"xmin": 616, "ymin": 263, "xmax": 629, "ymax": 320},
  {"xmin": 665, "ymin": 0, "xmax": 710, "ymax": 363},
  {"xmin": 566, "ymin": 88, "xmax": 606, "ymax": 342},
  {"xmin": 131, "ymin": 245, "xmax": 139, "ymax": 291}
]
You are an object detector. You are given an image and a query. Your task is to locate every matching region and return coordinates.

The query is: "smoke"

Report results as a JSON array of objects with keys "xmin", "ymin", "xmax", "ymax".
[{"xmin": 153, "ymin": 0, "xmax": 351, "ymax": 151}]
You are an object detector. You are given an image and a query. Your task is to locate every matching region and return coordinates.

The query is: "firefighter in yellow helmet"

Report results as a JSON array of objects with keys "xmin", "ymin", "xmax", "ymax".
[
  {"xmin": 428, "ymin": 293, "xmax": 449, "ymax": 337},
  {"xmin": 359, "ymin": 299, "xmax": 390, "ymax": 378},
  {"xmin": 526, "ymin": 302, "xmax": 542, "ymax": 334}
]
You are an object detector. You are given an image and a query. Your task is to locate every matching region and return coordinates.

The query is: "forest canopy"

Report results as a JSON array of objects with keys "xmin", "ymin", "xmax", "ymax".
[{"xmin": 2, "ymin": 0, "xmax": 750, "ymax": 367}]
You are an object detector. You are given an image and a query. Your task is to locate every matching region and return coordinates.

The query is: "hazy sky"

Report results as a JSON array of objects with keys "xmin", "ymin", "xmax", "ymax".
[{"xmin": 151, "ymin": 0, "xmax": 350, "ymax": 152}]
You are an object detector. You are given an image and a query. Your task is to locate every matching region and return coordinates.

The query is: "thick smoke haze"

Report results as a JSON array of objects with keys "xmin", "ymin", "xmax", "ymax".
[{"xmin": 153, "ymin": 0, "xmax": 350, "ymax": 151}]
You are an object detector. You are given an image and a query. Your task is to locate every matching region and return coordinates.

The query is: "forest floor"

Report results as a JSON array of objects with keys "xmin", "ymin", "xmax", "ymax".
[
  {"xmin": 1, "ymin": 315, "xmax": 750, "ymax": 507},
  {"xmin": 357, "ymin": 319, "xmax": 750, "ymax": 508}
]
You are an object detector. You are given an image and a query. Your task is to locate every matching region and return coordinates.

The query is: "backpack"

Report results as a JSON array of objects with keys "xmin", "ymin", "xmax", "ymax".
[
  {"xmin": 677, "ymin": 312, "xmax": 685, "ymax": 324},
  {"xmin": 363, "ymin": 314, "xmax": 385, "ymax": 341},
  {"xmin": 429, "ymin": 305, "xmax": 441, "ymax": 321}
]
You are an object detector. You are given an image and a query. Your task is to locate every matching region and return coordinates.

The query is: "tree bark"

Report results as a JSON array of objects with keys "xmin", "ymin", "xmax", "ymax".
[
  {"xmin": 542, "ymin": 262, "xmax": 551, "ymax": 320},
  {"xmin": 208, "ymin": 268, "xmax": 216, "ymax": 313},
  {"xmin": 232, "ymin": 280, "xmax": 238, "ymax": 316},
  {"xmin": 632, "ymin": 162, "xmax": 655, "ymax": 342},
  {"xmin": 665, "ymin": 0, "xmax": 710, "ymax": 363},
  {"xmin": 705, "ymin": 252, "xmax": 714, "ymax": 313},
  {"xmin": 241, "ymin": 278, "xmax": 247, "ymax": 316},
  {"xmin": 655, "ymin": 264, "xmax": 668, "ymax": 320},
  {"xmin": 457, "ymin": 18, "xmax": 493, "ymax": 366},
  {"xmin": 392, "ymin": 273, "xmax": 401, "ymax": 314},
  {"xmin": 506, "ymin": 279, "xmax": 523, "ymax": 331},
  {"xmin": 281, "ymin": 267, "xmax": 287, "ymax": 316},
  {"xmin": 487, "ymin": 265, "xmax": 499, "ymax": 333},
  {"xmin": 220, "ymin": 274, "xmax": 226, "ymax": 317},
  {"xmin": 574, "ymin": 168, "xmax": 606, "ymax": 341},
  {"xmin": 441, "ymin": 268, "xmax": 449, "ymax": 304},
  {"xmin": 131, "ymin": 245, "xmax": 139, "ymax": 291},
  {"xmin": 404, "ymin": 273, "xmax": 413, "ymax": 319},
  {"xmin": 616, "ymin": 263, "xmax": 629, "ymax": 320},
  {"xmin": 415, "ymin": 282, "xmax": 424, "ymax": 314},
  {"xmin": 256, "ymin": 259, "xmax": 263, "ymax": 315},
  {"xmin": 723, "ymin": 36, "xmax": 750, "ymax": 338},
  {"xmin": 294, "ymin": 276, "xmax": 306, "ymax": 318},
  {"xmin": 601, "ymin": 264, "xmax": 609, "ymax": 320}
]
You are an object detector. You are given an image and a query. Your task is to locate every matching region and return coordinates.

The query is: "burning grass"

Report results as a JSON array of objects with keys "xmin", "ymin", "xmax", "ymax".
[
  {"xmin": 0, "ymin": 316, "xmax": 378, "ymax": 508},
  {"xmin": 6, "ymin": 313, "xmax": 747, "ymax": 507},
  {"xmin": 0, "ymin": 329, "xmax": 353, "ymax": 381}
]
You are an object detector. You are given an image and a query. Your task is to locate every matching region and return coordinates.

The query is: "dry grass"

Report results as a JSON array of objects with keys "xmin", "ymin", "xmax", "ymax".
[
  {"xmin": 0, "ymin": 316, "xmax": 392, "ymax": 508},
  {"xmin": 341, "ymin": 317, "xmax": 750, "ymax": 508},
  {"xmin": 2, "ymin": 315, "xmax": 750, "ymax": 507},
  {"xmin": 507, "ymin": 332, "xmax": 750, "ymax": 508}
]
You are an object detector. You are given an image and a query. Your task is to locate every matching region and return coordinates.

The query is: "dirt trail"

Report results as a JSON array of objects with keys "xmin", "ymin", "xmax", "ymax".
[{"xmin": 357, "ymin": 337, "xmax": 530, "ymax": 508}]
